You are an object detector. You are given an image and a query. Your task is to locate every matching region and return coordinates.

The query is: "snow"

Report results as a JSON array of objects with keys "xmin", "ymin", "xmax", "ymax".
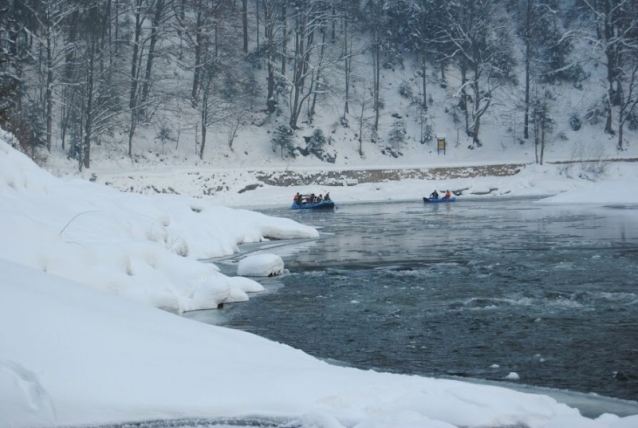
[
  {"xmin": 1, "ymin": 127, "xmax": 638, "ymax": 426},
  {"xmin": 506, "ymin": 373, "xmax": 521, "ymax": 381},
  {"xmin": 42, "ymin": 127, "xmax": 634, "ymax": 210},
  {"xmin": 539, "ymin": 179, "xmax": 638, "ymax": 205},
  {"xmin": 237, "ymin": 253, "xmax": 285, "ymax": 277},
  {"xmin": 2, "ymin": 258, "xmax": 635, "ymax": 428},
  {"xmin": 0, "ymin": 137, "xmax": 317, "ymax": 314}
]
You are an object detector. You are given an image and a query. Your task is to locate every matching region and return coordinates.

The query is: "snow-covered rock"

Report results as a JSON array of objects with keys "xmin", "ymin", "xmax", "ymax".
[{"xmin": 237, "ymin": 254, "xmax": 285, "ymax": 277}]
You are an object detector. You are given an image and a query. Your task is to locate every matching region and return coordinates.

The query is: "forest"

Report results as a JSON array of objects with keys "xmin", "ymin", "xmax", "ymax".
[{"xmin": 1, "ymin": 0, "xmax": 637, "ymax": 170}]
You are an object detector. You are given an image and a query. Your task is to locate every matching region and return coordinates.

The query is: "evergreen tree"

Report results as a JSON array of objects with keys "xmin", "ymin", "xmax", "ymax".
[
  {"xmin": 307, "ymin": 128, "xmax": 326, "ymax": 152},
  {"xmin": 388, "ymin": 118, "xmax": 406, "ymax": 151},
  {"xmin": 271, "ymin": 124, "xmax": 295, "ymax": 158}
]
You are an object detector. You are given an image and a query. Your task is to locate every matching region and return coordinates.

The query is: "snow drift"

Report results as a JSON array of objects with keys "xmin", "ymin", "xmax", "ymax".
[{"xmin": 0, "ymin": 138, "xmax": 318, "ymax": 312}]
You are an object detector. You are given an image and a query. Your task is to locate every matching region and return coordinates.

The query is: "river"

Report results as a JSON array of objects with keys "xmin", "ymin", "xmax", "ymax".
[{"xmin": 194, "ymin": 198, "xmax": 638, "ymax": 409}]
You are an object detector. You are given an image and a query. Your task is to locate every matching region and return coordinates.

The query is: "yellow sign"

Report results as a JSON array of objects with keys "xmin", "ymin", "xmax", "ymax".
[{"xmin": 437, "ymin": 137, "xmax": 446, "ymax": 154}]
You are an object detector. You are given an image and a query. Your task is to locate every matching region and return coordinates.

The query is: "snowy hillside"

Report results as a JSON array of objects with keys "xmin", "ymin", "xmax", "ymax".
[
  {"xmin": 1, "ymin": 0, "xmax": 636, "ymax": 195},
  {"xmin": 30, "ymin": 44, "xmax": 638, "ymax": 206}
]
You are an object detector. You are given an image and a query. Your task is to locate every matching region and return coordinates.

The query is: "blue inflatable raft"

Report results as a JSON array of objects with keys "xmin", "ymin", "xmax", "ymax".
[
  {"xmin": 291, "ymin": 200, "xmax": 336, "ymax": 210},
  {"xmin": 423, "ymin": 197, "xmax": 456, "ymax": 203}
]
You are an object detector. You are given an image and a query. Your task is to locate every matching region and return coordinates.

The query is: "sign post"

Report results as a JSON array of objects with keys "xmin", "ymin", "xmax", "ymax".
[{"xmin": 437, "ymin": 134, "xmax": 446, "ymax": 155}]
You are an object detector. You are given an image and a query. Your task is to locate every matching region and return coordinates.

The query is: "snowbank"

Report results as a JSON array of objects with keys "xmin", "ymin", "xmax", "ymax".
[
  {"xmin": 237, "ymin": 253, "xmax": 285, "ymax": 277},
  {"xmin": 538, "ymin": 179, "xmax": 638, "ymax": 205},
  {"xmin": 0, "ymin": 139, "xmax": 318, "ymax": 312},
  {"xmin": 3, "ymin": 259, "xmax": 633, "ymax": 428}
]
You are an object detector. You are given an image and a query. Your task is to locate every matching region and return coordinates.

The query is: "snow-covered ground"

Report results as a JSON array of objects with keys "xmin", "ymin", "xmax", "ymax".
[
  {"xmin": 91, "ymin": 158, "xmax": 638, "ymax": 210},
  {"xmin": 29, "ymin": 105, "xmax": 637, "ymax": 211},
  {"xmin": 2, "ymin": 129, "xmax": 638, "ymax": 427},
  {"xmin": 3, "ymin": 258, "xmax": 637, "ymax": 428}
]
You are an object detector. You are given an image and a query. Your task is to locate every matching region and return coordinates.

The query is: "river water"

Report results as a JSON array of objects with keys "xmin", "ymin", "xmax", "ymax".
[{"xmin": 200, "ymin": 198, "xmax": 638, "ymax": 406}]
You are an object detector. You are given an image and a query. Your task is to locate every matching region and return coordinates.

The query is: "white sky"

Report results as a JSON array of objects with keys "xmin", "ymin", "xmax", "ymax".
[{"xmin": 1, "ymin": 129, "xmax": 638, "ymax": 427}]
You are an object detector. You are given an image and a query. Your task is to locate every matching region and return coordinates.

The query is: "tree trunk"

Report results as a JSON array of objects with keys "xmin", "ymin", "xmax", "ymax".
[
  {"xmin": 604, "ymin": 46, "xmax": 616, "ymax": 135},
  {"xmin": 60, "ymin": 110, "xmax": 67, "ymax": 151},
  {"xmin": 115, "ymin": 0, "xmax": 120, "ymax": 56},
  {"xmin": 289, "ymin": 10, "xmax": 311, "ymax": 129},
  {"xmin": 618, "ymin": 117, "xmax": 624, "ymax": 150},
  {"xmin": 281, "ymin": 2, "xmax": 287, "ymax": 76},
  {"xmin": 524, "ymin": 48, "xmax": 530, "ymax": 140},
  {"xmin": 343, "ymin": 18, "xmax": 350, "ymax": 116},
  {"xmin": 265, "ymin": 0, "xmax": 276, "ymax": 113},
  {"xmin": 358, "ymin": 101, "xmax": 365, "ymax": 156},
  {"xmin": 242, "ymin": 0, "xmax": 248, "ymax": 53},
  {"xmin": 106, "ymin": 0, "xmax": 113, "ymax": 64},
  {"xmin": 473, "ymin": 116, "xmax": 481, "ymax": 146},
  {"xmin": 460, "ymin": 61, "xmax": 469, "ymax": 136},
  {"xmin": 200, "ymin": 89, "xmax": 208, "ymax": 159},
  {"xmin": 200, "ymin": 119, "xmax": 206, "ymax": 159},
  {"xmin": 421, "ymin": 51, "xmax": 427, "ymax": 110},
  {"xmin": 470, "ymin": 62, "xmax": 486, "ymax": 147},
  {"xmin": 60, "ymin": 9, "xmax": 79, "ymax": 152},
  {"xmin": 331, "ymin": 1, "xmax": 336, "ymax": 43},
  {"xmin": 373, "ymin": 36, "xmax": 380, "ymax": 132},
  {"xmin": 540, "ymin": 117, "xmax": 545, "ymax": 165},
  {"xmin": 440, "ymin": 60, "xmax": 445, "ymax": 84},
  {"xmin": 523, "ymin": 0, "xmax": 530, "ymax": 140},
  {"xmin": 46, "ymin": 20, "xmax": 53, "ymax": 152},
  {"xmin": 141, "ymin": 0, "xmax": 165, "ymax": 110},
  {"xmin": 534, "ymin": 122, "xmax": 539, "ymax": 164},
  {"xmin": 128, "ymin": 121, "xmax": 137, "ymax": 159},
  {"xmin": 82, "ymin": 45, "xmax": 95, "ymax": 170},
  {"xmin": 191, "ymin": 12, "xmax": 203, "ymax": 107},
  {"xmin": 255, "ymin": 0, "xmax": 259, "ymax": 50},
  {"xmin": 129, "ymin": 0, "xmax": 143, "ymax": 157},
  {"xmin": 602, "ymin": 1, "xmax": 617, "ymax": 135},
  {"xmin": 604, "ymin": 91, "xmax": 614, "ymax": 134},
  {"xmin": 309, "ymin": 29, "xmax": 326, "ymax": 122},
  {"xmin": 617, "ymin": 64, "xmax": 638, "ymax": 150}
]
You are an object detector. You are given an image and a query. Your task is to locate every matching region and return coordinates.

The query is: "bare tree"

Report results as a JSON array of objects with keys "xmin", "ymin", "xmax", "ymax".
[
  {"xmin": 530, "ymin": 85, "xmax": 553, "ymax": 165},
  {"xmin": 350, "ymin": 79, "xmax": 374, "ymax": 156},
  {"xmin": 25, "ymin": 0, "xmax": 78, "ymax": 152},
  {"xmin": 140, "ymin": 0, "xmax": 169, "ymax": 109},
  {"xmin": 195, "ymin": 3, "xmax": 244, "ymax": 159},
  {"xmin": 241, "ymin": 0, "xmax": 248, "ymax": 53},
  {"xmin": 125, "ymin": 0, "xmax": 173, "ymax": 157},
  {"xmin": 617, "ymin": 54, "xmax": 638, "ymax": 150},
  {"xmin": 581, "ymin": 0, "xmax": 635, "ymax": 135},
  {"xmin": 358, "ymin": 0, "xmax": 387, "ymax": 133},
  {"xmin": 438, "ymin": 0, "xmax": 517, "ymax": 147},
  {"xmin": 402, "ymin": 0, "xmax": 443, "ymax": 111},
  {"xmin": 72, "ymin": 1, "xmax": 124, "ymax": 170},
  {"xmin": 175, "ymin": 0, "xmax": 223, "ymax": 108},
  {"xmin": 287, "ymin": 0, "xmax": 337, "ymax": 129},
  {"xmin": 263, "ymin": 0, "xmax": 280, "ymax": 113},
  {"xmin": 511, "ymin": 0, "xmax": 576, "ymax": 141}
]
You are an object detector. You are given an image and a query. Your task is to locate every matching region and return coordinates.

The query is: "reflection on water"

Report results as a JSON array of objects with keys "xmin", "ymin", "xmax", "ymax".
[{"xmin": 211, "ymin": 199, "xmax": 638, "ymax": 403}]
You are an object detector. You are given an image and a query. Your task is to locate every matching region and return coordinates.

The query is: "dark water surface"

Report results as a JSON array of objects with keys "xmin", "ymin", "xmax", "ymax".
[{"xmin": 212, "ymin": 198, "xmax": 638, "ymax": 403}]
